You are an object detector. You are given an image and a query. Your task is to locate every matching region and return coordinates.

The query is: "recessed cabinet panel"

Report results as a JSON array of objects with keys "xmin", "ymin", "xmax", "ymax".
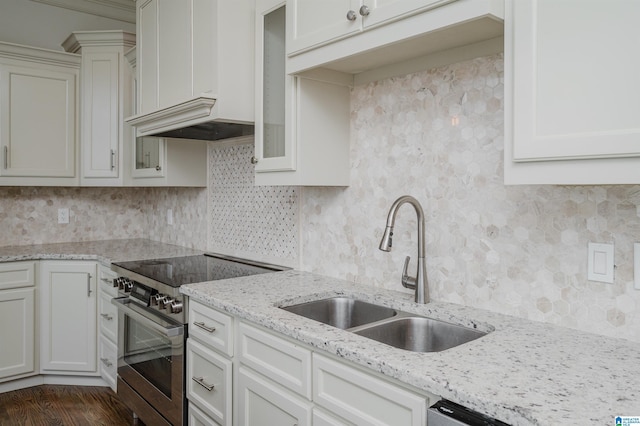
[
  {"xmin": 504, "ymin": 0, "xmax": 640, "ymax": 184},
  {"xmin": 82, "ymin": 52, "xmax": 119, "ymax": 179},
  {"xmin": 363, "ymin": 0, "xmax": 455, "ymax": 28},
  {"xmin": 0, "ymin": 261, "xmax": 35, "ymax": 291},
  {"xmin": 287, "ymin": 0, "xmax": 360, "ymax": 56},
  {"xmin": 0, "ymin": 65, "xmax": 76, "ymax": 178},
  {"xmin": 157, "ymin": 0, "xmax": 191, "ymax": 109},
  {"xmin": 40, "ymin": 261, "xmax": 98, "ymax": 374},
  {"xmin": 0, "ymin": 287, "xmax": 35, "ymax": 381},
  {"xmin": 511, "ymin": 0, "xmax": 640, "ymax": 162}
]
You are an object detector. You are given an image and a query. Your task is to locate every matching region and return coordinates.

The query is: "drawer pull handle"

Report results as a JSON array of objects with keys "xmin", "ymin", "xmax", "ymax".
[
  {"xmin": 100, "ymin": 357, "xmax": 113, "ymax": 367},
  {"xmin": 192, "ymin": 376, "xmax": 215, "ymax": 391},
  {"xmin": 193, "ymin": 321, "xmax": 216, "ymax": 333},
  {"xmin": 100, "ymin": 313, "xmax": 113, "ymax": 321}
]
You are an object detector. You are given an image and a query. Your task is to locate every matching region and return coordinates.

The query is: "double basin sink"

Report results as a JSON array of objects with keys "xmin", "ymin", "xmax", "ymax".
[{"xmin": 281, "ymin": 297, "xmax": 487, "ymax": 352}]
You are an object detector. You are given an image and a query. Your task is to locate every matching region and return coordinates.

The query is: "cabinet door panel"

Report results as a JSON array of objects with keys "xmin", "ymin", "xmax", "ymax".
[
  {"xmin": 237, "ymin": 367, "xmax": 311, "ymax": 426},
  {"xmin": 364, "ymin": 0, "xmax": 455, "ymax": 28},
  {"xmin": 0, "ymin": 287, "xmax": 35, "ymax": 380},
  {"xmin": 0, "ymin": 65, "xmax": 76, "ymax": 177},
  {"xmin": 82, "ymin": 52, "xmax": 119, "ymax": 179},
  {"xmin": 138, "ymin": 0, "xmax": 158, "ymax": 114},
  {"xmin": 157, "ymin": 0, "xmax": 191, "ymax": 108},
  {"xmin": 287, "ymin": 0, "xmax": 361, "ymax": 55},
  {"xmin": 40, "ymin": 262, "xmax": 97, "ymax": 373},
  {"xmin": 511, "ymin": 0, "xmax": 640, "ymax": 161}
]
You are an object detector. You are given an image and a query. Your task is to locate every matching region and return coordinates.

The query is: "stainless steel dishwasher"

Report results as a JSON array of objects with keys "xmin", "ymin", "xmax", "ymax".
[{"xmin": 427, "ymin": 400, "xmax": 510, "ymax": 425}]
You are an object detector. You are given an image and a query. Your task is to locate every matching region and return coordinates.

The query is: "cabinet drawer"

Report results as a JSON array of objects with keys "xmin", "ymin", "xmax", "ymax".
[
  {"xmin": 0, "ymin": 261, "xmax": 36, "ymax": 290},
  {"xmin": 98, "ymin": 266, "xmax": 118, "ymax": 298},
  {"xmin": 98, "ymin": 291, "xmax": 118, "ymax": 343},
  {"xmin": 98, "ymin": 336, "xmax": 117, "ymax": 391},
  {"xmin": 237, "ymin": 321, "xmax": 311, "ymax": 399},
  {"xmin": 187, "ymin": 339, "xmax": 232, "ymax": 426},
  {"xmin": 188, "ymin": 300, "xmax": 233, "ymax": 356},
  {"xmin": 313, "ymin": 354, "xmax": 427, "ymax": 426}
]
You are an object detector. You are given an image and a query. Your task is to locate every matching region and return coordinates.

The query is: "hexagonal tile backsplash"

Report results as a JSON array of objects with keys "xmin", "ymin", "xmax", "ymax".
[{"xmin": 298, "ymin": 53, "xmax": 640, "ymax": 343}]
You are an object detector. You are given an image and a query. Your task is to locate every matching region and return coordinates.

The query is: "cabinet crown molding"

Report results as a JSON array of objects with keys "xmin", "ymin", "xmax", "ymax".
[
  {"xmin": 0, "ymin": 41, "xmax": 80, "ymax": 68},
  {"xmin": 61, "ymin": 31, "xmax": 136, "ymax": 53}
]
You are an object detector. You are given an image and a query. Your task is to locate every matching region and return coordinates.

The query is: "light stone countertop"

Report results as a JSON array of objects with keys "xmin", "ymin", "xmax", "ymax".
[
  {"xmin": 0, "ymin": 238, "xmax": 203, "ymax": 266},
  {"xmin": 182, "ymin": 269, "xmax": 640, "ymax": 426},
  {"xmin": 1, "ymin": 240, "xmax": 636, "ymax": 424}
]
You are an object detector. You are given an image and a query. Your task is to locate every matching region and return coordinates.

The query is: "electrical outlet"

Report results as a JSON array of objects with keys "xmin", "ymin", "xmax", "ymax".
[{"xmin": 57, "ymin": 208, "xmax": 69, "ymax": 224}]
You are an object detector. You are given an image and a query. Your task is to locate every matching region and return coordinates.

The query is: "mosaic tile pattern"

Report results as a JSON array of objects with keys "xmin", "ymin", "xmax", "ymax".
[
  {"xmin": 301, "ymin": 54, "xmax": 640, "ymax": 343},
  {"xmin": 207, "ymin": 142, "xmax": 299, "ymax": 267},
  {"xmin": 0, "ymin": 187, "xmax": 147, "ymax": 245},
  {"xmin": 0, "ymin": 186, "xmax": 207, "ymax": 250},
  {"xmin": 144, "ymin": 187, "xmax": 208, "ymax": 250}
]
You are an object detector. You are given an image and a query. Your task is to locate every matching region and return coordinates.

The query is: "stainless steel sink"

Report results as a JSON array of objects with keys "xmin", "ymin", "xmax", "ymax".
[
  {"xmin": 280, "ymin": 297, "xmax": 488, "ymax": 352},
  {"xmin": 353, "ymin": 316, "xmax": 486, "ymax": 352},
  {"xmin": 280, "ymin": 297, "xmax": 397, "ymax": 329}
]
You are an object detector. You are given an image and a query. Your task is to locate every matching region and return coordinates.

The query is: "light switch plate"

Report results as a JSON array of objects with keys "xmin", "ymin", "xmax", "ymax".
[{"xmin": 587, "ymin": 242, "xmax": 614, "ymax": 283}]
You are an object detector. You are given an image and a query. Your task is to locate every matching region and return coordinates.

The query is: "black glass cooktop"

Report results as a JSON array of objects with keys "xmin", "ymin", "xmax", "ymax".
[{"xmin": 112, "ymin": 254, "xmax": 279, "ymax": 288}]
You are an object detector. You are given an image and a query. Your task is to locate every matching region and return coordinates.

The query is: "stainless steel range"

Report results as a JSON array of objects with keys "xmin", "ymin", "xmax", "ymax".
[{"xmin": 111, "ymin": 253, "xmax": 283, "ymax": 426}]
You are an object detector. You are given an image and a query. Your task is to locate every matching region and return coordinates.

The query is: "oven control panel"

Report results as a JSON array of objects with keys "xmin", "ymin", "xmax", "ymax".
[{"xmin": 116, "ymin": 277, "xmax": 185, "ymax": 319}]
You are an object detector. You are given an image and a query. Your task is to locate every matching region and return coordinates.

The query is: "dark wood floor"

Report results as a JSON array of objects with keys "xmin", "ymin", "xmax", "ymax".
[{"xmin": 0, "ymin": 385, "xmax": 138, "ymax": 426}]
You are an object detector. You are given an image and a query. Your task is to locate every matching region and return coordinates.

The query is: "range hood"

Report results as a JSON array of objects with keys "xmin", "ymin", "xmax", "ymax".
[{"xmin": 125, "ymin": 96, "xmax": 254, "ymax": 142}]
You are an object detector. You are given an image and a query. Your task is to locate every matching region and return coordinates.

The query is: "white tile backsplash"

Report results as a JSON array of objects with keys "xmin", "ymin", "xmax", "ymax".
[{"xmin": 2, "ymin": 53, "xmax": 640, "ymax": 342}]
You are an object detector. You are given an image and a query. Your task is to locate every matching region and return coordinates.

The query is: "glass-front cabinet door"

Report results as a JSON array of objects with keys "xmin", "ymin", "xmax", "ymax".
[
  {"xmin": 255, "ymin": 0, "xmax": 295, "ymax": 173},
  {"xmin": 132, "ymin": 136, "xmax": 165, "ymax": 178}
]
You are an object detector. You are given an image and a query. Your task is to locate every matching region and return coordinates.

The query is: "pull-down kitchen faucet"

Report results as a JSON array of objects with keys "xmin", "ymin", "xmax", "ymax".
[{"xmin": 379, "ymin": 195, "xmax": 429, "ymax": 304}]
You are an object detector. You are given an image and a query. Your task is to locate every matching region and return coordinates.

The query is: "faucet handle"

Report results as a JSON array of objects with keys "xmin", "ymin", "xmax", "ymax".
[{"xmin": 402, "ymin": 256, "xmax": 416, "ymax": 289}]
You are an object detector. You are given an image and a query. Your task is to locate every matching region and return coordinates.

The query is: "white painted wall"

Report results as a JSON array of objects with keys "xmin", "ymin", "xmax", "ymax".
[{"xmin": 0, "ymin": 0, "xmax": 135, "ymax": 51}]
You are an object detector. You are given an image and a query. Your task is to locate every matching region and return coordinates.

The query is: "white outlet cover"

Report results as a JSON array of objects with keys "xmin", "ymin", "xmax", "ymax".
[
  {"xmin": 57, "ymin": 208, "xmax": 69, "ymax": 224},
  {"xmin": 587, "ymin": 242, "xmax": 614, "ymax": 283}
]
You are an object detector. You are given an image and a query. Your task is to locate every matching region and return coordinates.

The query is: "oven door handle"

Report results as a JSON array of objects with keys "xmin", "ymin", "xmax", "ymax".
[{"xmin": 112, "ymin": 297, "xmax": 184, "ymax": 338}]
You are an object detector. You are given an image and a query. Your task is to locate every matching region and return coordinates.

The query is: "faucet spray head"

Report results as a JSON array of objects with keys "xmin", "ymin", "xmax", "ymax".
[{"xmin": 379, "ymin": 226, "xmax": 394, "ymax": 252}]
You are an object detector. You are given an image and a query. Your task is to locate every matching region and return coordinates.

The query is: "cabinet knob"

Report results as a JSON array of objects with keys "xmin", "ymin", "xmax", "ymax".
[
  {"xmin": 359, "ymin": 5, "xmax": 370, "ymax": 16},
  {"xmin": 346, "ymin": 10, "xmax": 357, "ymax": 21},
  {"xmin": 155, "ymin": 165, "xmax": 162, "ymax": 171},
  {"xmin": 250, "ymin": 156, "xmax": 259, "ymax": 164}
]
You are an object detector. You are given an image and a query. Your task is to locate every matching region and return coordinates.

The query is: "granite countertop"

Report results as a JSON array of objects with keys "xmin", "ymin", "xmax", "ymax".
[
  {"xmin": 182, "ymin": 269, "xmax": 640, "ymax": 426},
  {"xmin": 0, "ymin": 238, "xmax": 203, "ymax": 265}
]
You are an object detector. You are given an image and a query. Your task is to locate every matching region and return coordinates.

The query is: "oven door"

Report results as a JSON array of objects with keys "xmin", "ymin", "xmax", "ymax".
[{"xmin": 113, "ymin": 297, "xmax": 185, "ymax": 426}]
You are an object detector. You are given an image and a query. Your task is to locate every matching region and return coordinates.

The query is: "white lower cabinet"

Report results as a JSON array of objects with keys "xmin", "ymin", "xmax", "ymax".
[
  {"xmin": 0, "ymin": 261, "xmax": 37, "ymax": 382},
  {"xmin": 313, "ymin": 354, "xmax": 427, "ymax": 426},
  {"xmin": 187, "ymin": 339, "xmax": 232, "ymax": 426},
  {"xmin": 97, "ymin": 264, "xmax": 118, "ymax": 391},
  {"xmin": 186, "ymin": 300, "xmax": 434, "ymax": 426},
  {"xmin": 187, "ymin": 299, "xmax": 234, "ymax": 426},
  {"xmin": 237, "ymin": 366, "xmax": 312, "ymax": 426},
  {"xmin": 39, "ymin": 261, "xmax": 98, "ymax": 374},
  {"xmin": 312, "ymin": 408, "xmax": 353, "ymax": 426}
]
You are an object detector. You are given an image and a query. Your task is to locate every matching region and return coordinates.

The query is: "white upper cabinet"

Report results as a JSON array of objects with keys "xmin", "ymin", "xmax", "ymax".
[
  {"xmin": 0, "ymin": 42, "xmax": 80, "ymax": 186},
  {"xmin": 128, "ymin": 0, "xmax": 255, "ymax": 136},
  {"xmin": 287, "ymin": 0, "xmax": 455, "ymax": 56},
  {"xmin": 62, "ymin": 31, "xmax": 136, "ymax": 186},
  {"xmin": 254, "ymin": 0, "xmax": 351, "ymax": 185},
  {"xmin": 286, "ymin": 0, "xmax": 504, "ymax": 75},
  {"xmin": 505, "ymin": 0, "xmax": 640, "ymax": 184}
]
